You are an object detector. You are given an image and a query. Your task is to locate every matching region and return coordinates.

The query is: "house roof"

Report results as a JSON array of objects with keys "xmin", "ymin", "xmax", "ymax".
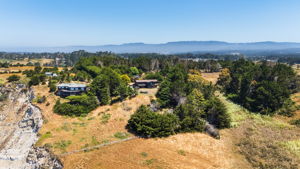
[
  {"xmin": 57, "ymin": 83, "xmax": 87, "ymax": 88},
  {"xmin": 135, "ymin": 80, "xmax": 158, "ymax": 83}
]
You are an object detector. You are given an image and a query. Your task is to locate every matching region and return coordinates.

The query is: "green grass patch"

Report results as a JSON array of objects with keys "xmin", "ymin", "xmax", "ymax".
[
  {"xmin": 279, "ymin": 140, "xmax": 300, "ymax": 157},
  {"xmin": 177, "ymin": 149, "xmax": 186, "ymax": 156},
  {"xmin": 218, "ymin": 94, "xmax": 249, "ymax": 127},
  {"xmin": 36, "ymin": 131, "xmax": 52, "ymax": 146},
  {"xmin": 101, "ymin": 113, "xmax": 111, "ymax": 124},
  {"xmin": 54, "ymin": 140, "xmax": 72, "ymax": 152},
  {"xmin": 91, "ymin": 136, "xmax": 99, "ymax": 146},
  {"xmin": 72, "ymin": 122, "xmax": 87, "ymax": 127},
  {"xmin": 140, "ymin": 152, "xmax": 148, "ymax": 157},
  {"xmin": 72, "ymin": 128, "xmax": 78, "ymax": 135},
  {"xmin": 88, "ymin": 117, "xmax": 95, "ymax": 121},
  {"xmin": 143, "ymin": 158, "xmax": 157, "ymax": 166},
  {"xmin": 0, "ymin": 79, "xmax": 4, "ymax": 85},
  {"xmin": 114, "ymin": 132, "xmax": 129, "ymax": 139},
  {"xmin": 249, "ymin": 114, "xmax": 292, "ymax": 129},
  {"xmin": 218, "ymin": 94, "xmax": 292, "ymax": 129},
  {"xmin": 60, "ymin": 122, "xmax": 72, "ymax": 131},
  {"xmin": 101, "ymin": 139, "xmax": 110, "ymax": 144},
  {"xmin": 81, "ymin": 143, "xmax": 89, "ymax": 149}
]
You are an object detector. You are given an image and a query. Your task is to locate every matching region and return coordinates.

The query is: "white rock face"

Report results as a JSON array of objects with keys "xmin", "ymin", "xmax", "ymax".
[{"xmin": 0, "ymin": 85, "xmax": 62, "ymax": 169}]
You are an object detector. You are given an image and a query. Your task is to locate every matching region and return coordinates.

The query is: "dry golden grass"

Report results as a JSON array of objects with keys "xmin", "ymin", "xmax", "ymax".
[
  {"xmin": 201, "ymin": 72, "xmax": 220, "ymax": 84},
  {"xmin": 0, "ymin": 66, "xmax": 65, "ymax": 75},
  {"xmin": 0, "ymin": 73, "xmax": 23, "ymax": 83},
  {"xmin": 10, "ymin": 58, "xmax": 54, "ymax": 65},
  {"xmin": 34, "ymin": 86, "xmax": 154, "ymax": 153},
  {"xmin": 62, "ymin": 131, "xmax": 251, "ymax": 169}
]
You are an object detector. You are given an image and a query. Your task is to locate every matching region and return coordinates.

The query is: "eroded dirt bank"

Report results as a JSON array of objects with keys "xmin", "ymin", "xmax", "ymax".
[{"xmin": 0, "ymin": 84, "xmax": 62, "ymax": 169}]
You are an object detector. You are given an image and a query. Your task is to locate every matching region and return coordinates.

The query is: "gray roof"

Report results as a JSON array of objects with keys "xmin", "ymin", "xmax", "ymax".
[{"xmin": 57, "ymin": 83, "xmax": 87, "ymax": 88}]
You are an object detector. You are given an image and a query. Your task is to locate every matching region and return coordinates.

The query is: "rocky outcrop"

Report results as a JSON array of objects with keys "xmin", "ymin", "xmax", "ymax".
[
  {"xmin": 204, "ymin": 123, "xmax": 220, "ymax": 139},
  {"xmin": 0, "ymin": 84, "xmax": 62, "ymax": 169},
  {"xmin": 26, "ymin": 147, "xmax": 63, "ymax": 169}
]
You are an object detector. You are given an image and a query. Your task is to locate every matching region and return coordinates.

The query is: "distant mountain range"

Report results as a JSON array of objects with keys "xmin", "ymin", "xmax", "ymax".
[{"xmin": 2, "ymin": 41, "xmax": 300, "ymax": 55}]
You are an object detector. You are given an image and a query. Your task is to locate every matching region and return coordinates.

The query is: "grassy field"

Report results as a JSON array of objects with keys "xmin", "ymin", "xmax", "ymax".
[
  {"xmin": 10, "ymin": 58, "xmax": 54, "ymax": 65},
  {"xmin": 201, "ymin": 72, "xmax": 220, "ymax": 84},
  {"xmin": 0, "ymin": 73, "xmax": 23, "ymax": 83}
]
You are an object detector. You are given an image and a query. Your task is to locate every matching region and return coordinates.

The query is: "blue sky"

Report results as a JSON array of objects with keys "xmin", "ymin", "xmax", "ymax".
[{"xmin": 0, "ymin": 0, "xmax": 300, "ymax": 46}]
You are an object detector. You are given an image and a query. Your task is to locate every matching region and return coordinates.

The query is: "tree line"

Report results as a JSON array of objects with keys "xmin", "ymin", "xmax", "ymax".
[{"xmin": 217, "ymin": 59, "xmax": 300, "ymax": 115}]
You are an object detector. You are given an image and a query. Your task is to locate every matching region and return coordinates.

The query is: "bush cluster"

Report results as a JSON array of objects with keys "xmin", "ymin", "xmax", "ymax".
[
  {"xmin": 127, "ymin": 105, "xmax": 179, "ymax": 137},
  {"xmin": 7, "ymin": 75, "xmax": 21, "ymax": 82},
  {"xmin": 54, "ymin": 95, "xmax": 98, "ymax": 116}
]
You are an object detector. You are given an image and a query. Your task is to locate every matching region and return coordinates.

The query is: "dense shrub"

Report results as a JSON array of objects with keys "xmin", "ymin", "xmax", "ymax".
[
  {"xmin": 127, "ymin": 105, "xmax": 179, "ymax": 137},
  {"xmin": 54, "ymin": 95, "xmax": 98, "ymax": 116},
  {"xmin": 7, "ymin": 75, "xmax": 20, "ymax": 82}
]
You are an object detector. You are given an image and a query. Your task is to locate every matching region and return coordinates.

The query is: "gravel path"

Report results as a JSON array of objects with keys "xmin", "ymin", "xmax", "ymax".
[{"xmin": 59, "ymin": 137, "xmax": 138, "ymax": 156}]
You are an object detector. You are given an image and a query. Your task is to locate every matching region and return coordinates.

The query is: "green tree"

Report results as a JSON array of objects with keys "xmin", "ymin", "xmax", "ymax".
[
  {"xmin": 127, "ymin": 105, "xmax": 179, "ymax": 137},
  {"xmin": 120, "ymin": 74, "xmax": 131, "ymax": 84},
  {"xmin": 156, "ymin": 80, "xmax": 173, "ymax": 107},
  {"xmin": 100, "ymin": 67, "xmax": 122, "ymax": 96},
  {"xmin": 90, "ymin": 75, "xmax": 111, "ymax": 105},
  {"xmin": 117, "ymin": 82, "xmax": 130, "ymax": 100},
  {"xmin": 129, "ymin": 67, "xmax": 139, "ymax": 75},
  {"xmin": 7, "ymin": 75, "xmax": 21, "ymax": 82},
  {"xmin": 204, "ymin": 97, "xmax": 230, "ymax": 128},
  {"xmin": 29, "ymin": 75, "xmax": 41, "ymax": 86},
  {"xmin": 174, "ymin": 89, "xmax": 207, "ymax": 132}
]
